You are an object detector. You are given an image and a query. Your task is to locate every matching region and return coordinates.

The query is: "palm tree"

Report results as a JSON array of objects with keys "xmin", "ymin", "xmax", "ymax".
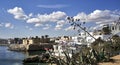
[{"xmin": 45, "ymin": 35, "xmax": 49, "ymax": 39}]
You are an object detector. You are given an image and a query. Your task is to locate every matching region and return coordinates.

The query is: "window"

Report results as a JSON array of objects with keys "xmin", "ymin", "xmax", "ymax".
[
  {"xmin": 112, "ymin": 26, "xmax": 114, "ymax": 30},
  {"xmin": 77, "ymin": 37, "xmax": 81, "ymax": 42},
  {"xmin": 119, "ymin": 26, "xmax": 120, "ymax": 30}
]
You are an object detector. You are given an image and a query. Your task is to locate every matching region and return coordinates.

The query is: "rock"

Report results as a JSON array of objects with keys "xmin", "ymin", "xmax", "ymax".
[
  {"xmin": 8, "ymin": 44, "xmax": 26, "ymax": 51},
  {"xmin": 23, "ymin": 53, "xmax": 50, "ymax": 63},
  {"xmin": 23, "ymin": 55, "xmax": 39, "ymax": 63}
]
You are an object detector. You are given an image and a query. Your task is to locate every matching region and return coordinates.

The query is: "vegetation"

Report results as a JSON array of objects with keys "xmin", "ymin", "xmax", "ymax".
[
  {"xmin": 22, "ymin": 17, "xmax": 120, "ymax": 65},
  {"xmin": 47, "ymin": 17, "xmax": 120, "ymax": 65},
  {"xmin": 48, "ymin": 36, "xmax": 120, "ymax": 65}
]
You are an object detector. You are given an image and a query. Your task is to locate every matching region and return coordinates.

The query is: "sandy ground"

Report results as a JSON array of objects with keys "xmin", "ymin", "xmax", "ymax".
[{"xmin": 98, "ymin": 55, "xmax": 120, "ymax": 65}]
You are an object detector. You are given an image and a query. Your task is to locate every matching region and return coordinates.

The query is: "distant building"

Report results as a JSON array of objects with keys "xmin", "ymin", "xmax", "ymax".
[
  {"xmin": 71, "ymin": 22, "xmax": 119, "ymax": 46},
  {"xmin": 14, "ymin": 38, "xmax": 22, "ymax": 44},
  {"xmin": 55, "ymin": 36, "xmax": 72, "ymax": 43},
  {"xmin": 93, "ymin": 30, "xmax": 102, "ymax": 35},
  {"xmin": 7, "ymin": 38, "xmax": 22, "ymax": 44},
  {"xmin": 0, "ymin": 39, "xmax": 8, "ymax": 44},
  {"xmin": 110, "ymin": 21, "xmax": 120, "ymax": 36},
  {"xmin": 22, "ymin": 38, "xmax": 33, "ymax": 45},
  {"xmin": 22, "ymin": 35, "xmax": 53, "ymax": 45}
]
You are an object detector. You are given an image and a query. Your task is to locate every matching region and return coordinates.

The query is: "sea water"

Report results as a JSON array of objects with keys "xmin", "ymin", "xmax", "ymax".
[{"xmin": 0, "ymin": 46, "xmax": 47, "ymax": 65}]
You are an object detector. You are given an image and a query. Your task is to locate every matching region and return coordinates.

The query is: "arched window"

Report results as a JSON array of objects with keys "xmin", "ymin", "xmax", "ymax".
[
  {"xmin": 112, "ymin": 26, "xmax": 114, "ymax": 30},
  {"xmin": 119, "ymin": 26, "xmax": 120, "ymax": 30},
  {"xmin": 115, "ymin": 26, "xmax": 117, "ymax": 30},
  {"xmin": 27, "ymin": 40, "xmax": 29, "ymax": 45}
]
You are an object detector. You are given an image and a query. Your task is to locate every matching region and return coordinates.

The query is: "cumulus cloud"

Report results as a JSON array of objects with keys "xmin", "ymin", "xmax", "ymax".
[
  {"xmin": 28, "ymin": 13, "xmax": 33, "ymax": 17},
  {"xmin": 55, "ymin": 25, "xmax": 63, "ymax": 30},
  {"xmin": 73, "ymin": 12, "xmax": 87, "ymax": 22},
  {"xmin": 74, "ymin": 10, "xmax": 120, "ymax": 24},
  {"xmin": 5, "ymin": 23, "xmax": 14, "ymax": 29},
  {"xmin": 72, "ymin": 10, "xmax": 120, "ymax": 30},
  {"xmin": 55, "ymin": 20, "xmax": 66, "ymax": 30},
  {"xmin": 34, "ymin": 23, "xmax": 43, "ymax": 27},
  {"xmin": 64, "ymin": 26, "xmax": 74, "ymax": 31},
  {"xmin": 7, "ymin": 7, "xmax": 28, "ymax": 20},
  {"xmin": 27, "ymin": 18, "xmax": 40, "ymax": 23},
  {"xmin": 43, "ymin": 24, "xmax": 51, "ymax": 30},
  {"xmin": 37, "ymin": 4, "xmax": 69, "ymax": 8},
  {"xmin": 27, "ymin": 11, "xmax": 66, "ymax": 29},
  {"xmin": 8, "ymin": 7, "xmax": 120, "ymax": 31},
  {"xmin": 8, "ymin": 7, "xmax": 67, "ymax": 30},
  {"xmin": 27, "ymin": 11, "xmax": 66, "ymax": 23}
]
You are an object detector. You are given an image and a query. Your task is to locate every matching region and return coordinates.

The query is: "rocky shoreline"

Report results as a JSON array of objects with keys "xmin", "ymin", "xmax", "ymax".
[
  {"xmin": 8, "ymin": 44, "xmax": 53, "ymax": 51},
  {"xmin": 0, "ymin": 44, "xmax": 9, "ymax": 46},
  {"xmin": 8, "ymin": 44, "xmax": 26, "ymax": 51},
  {"xmin": 23, "ymin": 53, "xmax": 50, "ymax": 63}
]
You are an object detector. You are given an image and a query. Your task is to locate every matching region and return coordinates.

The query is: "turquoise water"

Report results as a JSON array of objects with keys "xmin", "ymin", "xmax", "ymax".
[{"xmin": 0, "ymin": 46, "xmax": 47, "ymax": 65}]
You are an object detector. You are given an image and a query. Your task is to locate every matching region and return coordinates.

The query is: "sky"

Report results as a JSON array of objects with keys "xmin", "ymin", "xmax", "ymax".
[{"xmin": 0, "ymin": 0, "xmax": 120, "ymax": 39}]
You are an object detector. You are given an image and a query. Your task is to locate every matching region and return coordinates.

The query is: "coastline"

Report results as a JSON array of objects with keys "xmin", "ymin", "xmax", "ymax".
[
  {"xmin": 0, "ymin": 44, "xmax": 9, "ymax": 46},
  {"xmin": 0, "ymin": 46, "xmax": 49, "ymax": 65}
]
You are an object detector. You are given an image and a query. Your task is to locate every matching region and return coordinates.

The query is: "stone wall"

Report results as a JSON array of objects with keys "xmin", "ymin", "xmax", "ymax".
[{"xmin": 28, "ymin": 44, "xmax": 53, "ymax": 51}]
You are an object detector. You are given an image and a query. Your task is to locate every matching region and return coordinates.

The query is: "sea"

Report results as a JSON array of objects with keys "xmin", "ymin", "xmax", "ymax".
[{"xmin": 0, "ymin": 46, "xmax": 48, "ymax": 65}]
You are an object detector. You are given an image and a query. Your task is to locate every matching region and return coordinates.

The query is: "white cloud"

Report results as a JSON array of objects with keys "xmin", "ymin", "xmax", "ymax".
[
  {"xmin": 43, "ymin": 24, "xmax": 51, "ymax": 30},
  {"xmin": 7, "ymin": 7, "xmax": 28, "ymax": 20},
  {"xmin": 5, "ymin": 23, "xmax": 14, "ymax": 29},
  {"xmin": 64, "ymin": 26, "xmax": 74, "ymax": 31},
  {"xmin": 66, "ymin": 10, "xmax": 120, "ymax": 31},
  {"xmin": 27, "ymin": 18, "xmax": 40, "ymax": 23},
  {"xmin": 37, "ymin": 4, "xmax": 68, "ymax": 8},
  {"xmin": 73, "ymin": 10, "xmax": 120, "ymax": 24},
  {"xmin": 29, "ymin": 13, "xmax": 33, "ymax": 17},
  {"xmin": 55, "ymin": 25, "xmax": 63, "ymax": 30},
  {"xmin": 88, "ymin": 10, "xmax": 112, "ymax": 22},
  {"xmin": 8, "ymin": 7, "xmax": 67, "ymax": 30},
  {"xmin": 55, "ymin": 20, "xmax": 66, "ymax": 30},
  {"xmin": 43, "ymin": 27, "xmax": 49, "ymax": 30},
  {"xmin": 92, "ymin": 25, "xmax": 103, "ymax": 30},
  {"xmin": 8, "ymin": 7, "xmax": 120, "ymax": 31},
  {"xmin": 57, "ymin": 20, "xmax": 65, "ymax": 25},
  {"xmin": 34, "ymin": 23, "xmax": 43, "ymax": 27},
  {"xmin": 73, "ymin": 12, "xmax": 87, "ymax": 22},
  {"xmin": 27, "ymin": 11, "xmax": 66, "ymax": 23},
  {"xmin": 27, "ymin": 11, "xmax": 66, "ymax": 30}
]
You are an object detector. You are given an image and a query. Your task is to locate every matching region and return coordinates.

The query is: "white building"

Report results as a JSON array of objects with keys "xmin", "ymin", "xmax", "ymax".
[
  {"xmin": 22, "ymin": 38, "xmax": 33, "ymax": 45},
  {"xmin": 54, "ymin": 20, "xmax": 120, "ymax": 47},
  {"xmin": 110, "ymin": 22, "xmax": 120, "ymax": 36}
]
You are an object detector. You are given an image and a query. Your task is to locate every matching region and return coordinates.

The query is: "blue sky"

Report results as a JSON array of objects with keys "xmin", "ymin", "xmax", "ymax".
[{"xmin": 0, "ymin": 0, "xmax": 120, "ymax": 38}]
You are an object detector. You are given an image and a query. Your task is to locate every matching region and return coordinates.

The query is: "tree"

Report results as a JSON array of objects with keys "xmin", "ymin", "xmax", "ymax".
[
  {"xmin": 45, "ymin": 35, "xmax": 49, "ymax": 39},
  {"xmin": 41, "ymin": 36, "xmax": 45, "ymax": 43}
]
